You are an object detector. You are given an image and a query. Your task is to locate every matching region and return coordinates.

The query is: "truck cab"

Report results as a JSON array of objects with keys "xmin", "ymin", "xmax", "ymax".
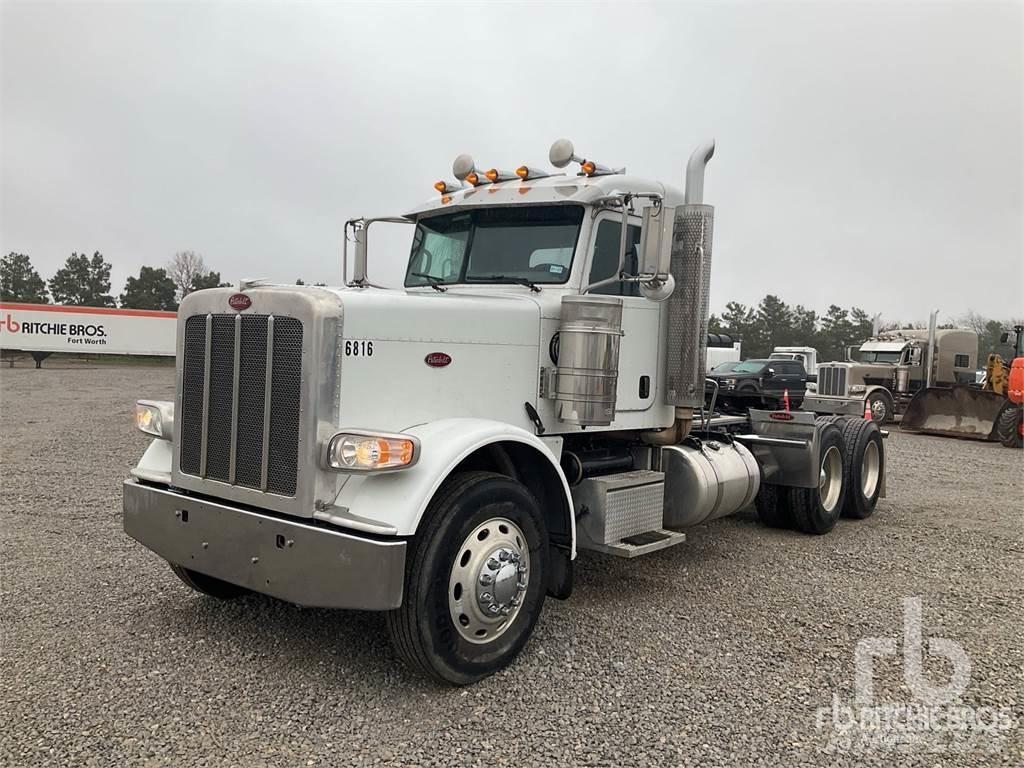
[{"xmin": 123, "ymin": 139, "xmax": 885, "ymax": 685}]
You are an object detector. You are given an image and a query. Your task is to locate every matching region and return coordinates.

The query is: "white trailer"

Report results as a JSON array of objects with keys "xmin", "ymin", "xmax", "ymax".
[
  {"xmin": 123, "ymin": 140, "xmax": 887, "ymax": 684},
  {"xmin": 0, "ymin": 302, "xmax": 176, "ymax": 365}
]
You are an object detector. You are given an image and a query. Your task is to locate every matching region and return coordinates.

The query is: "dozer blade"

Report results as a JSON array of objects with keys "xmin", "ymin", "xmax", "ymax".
[{"xmin": 901, "ymin": 386, "xmax": 1005, "ymax": 441}]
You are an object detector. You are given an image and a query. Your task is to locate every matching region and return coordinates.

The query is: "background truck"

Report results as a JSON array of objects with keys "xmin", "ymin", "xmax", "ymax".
[
  {"xmin": 803, "ymin": 318, "xmax": 977, "ymax": 424},
  {"xmin": 902, "ymin": 325, "xmax": 1024, "ymax": 447},
  {"xmin": 706, "ymin": 357, "xmax": 809, "ymax": 410},
  {"xmin": 769, "ymin": 345, "xmax": 819, "ymax": 382},
  {"xmin": 123, "ymin": 139, "xmax": 887, "ymax": 685}
]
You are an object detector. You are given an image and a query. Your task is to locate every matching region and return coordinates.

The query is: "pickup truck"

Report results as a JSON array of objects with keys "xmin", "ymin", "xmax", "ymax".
[{"xmin": 706, "ymin": 358, "xmax": 808, "ymax": 410}]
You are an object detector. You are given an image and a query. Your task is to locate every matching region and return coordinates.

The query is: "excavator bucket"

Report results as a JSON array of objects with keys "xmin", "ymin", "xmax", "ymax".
[{"xmin": 901, "ymin": 386, "xmax": 1005, "ymax": 441}]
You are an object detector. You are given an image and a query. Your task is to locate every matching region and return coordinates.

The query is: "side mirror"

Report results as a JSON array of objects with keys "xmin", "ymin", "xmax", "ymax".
[
  {"xmin": 638, "ymin": 203, "xmax": 676, "ymax": 301},
  {"xmin": 1000, "ymin": 332, "xmax": 1010, "ymax": 344},
  {"xmin": 765, "ymin": 368, "xmax": 775, "ymax": 378},
  {"xmin": 909, "ymin": 348, "xmax": 922, "ymax": 366}
]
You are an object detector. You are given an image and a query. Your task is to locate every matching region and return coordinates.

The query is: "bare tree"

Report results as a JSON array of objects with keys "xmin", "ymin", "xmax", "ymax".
[{"xmin": 167, "ymin": 251, "xmax": 206, "ymax": 300}]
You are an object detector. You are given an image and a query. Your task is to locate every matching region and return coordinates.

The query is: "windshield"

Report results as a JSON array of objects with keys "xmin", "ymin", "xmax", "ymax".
[
  {"xmin": 732, "ymin": 360, "xmax": 769, "ymax": 373},
  {"xmin": 405, "ymin": 206, "xmax": 584, "ymax": 288},
  {"xmin": 860, "ymin": 351, "xmax": 902, "ymax": 364},
  {"xmin": 711, "ymin": 361, "xmax": 740, "ymax": 372}
]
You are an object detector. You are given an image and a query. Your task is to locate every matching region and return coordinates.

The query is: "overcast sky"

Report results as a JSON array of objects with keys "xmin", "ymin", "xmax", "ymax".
[{"xmin": 2, "ymin": 1, "xmax": 1021, "ymax": 323}]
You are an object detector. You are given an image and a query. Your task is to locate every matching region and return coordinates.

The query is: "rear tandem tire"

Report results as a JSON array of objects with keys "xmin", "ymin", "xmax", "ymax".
[
  {"xmin": 786, "ymin": 422, "xmax": 847, "ymax": 535},
  {"xmin": 838, "ymin": 417, "xmax": 884, "ymax": 519},
  {"xmin": 995, "ymin": 403, "xmax": 1023, "ymax": 448},
  {"xmin": 169, "ymin": 563, "xmax": 248, "ymax": 599},
  {"xmin": 754, "ymin": 483, "xmax": 790, "ymax": 529},
  {"xmin": 385, "ymin": 471, "xmax": 548, "ymax": 686}
]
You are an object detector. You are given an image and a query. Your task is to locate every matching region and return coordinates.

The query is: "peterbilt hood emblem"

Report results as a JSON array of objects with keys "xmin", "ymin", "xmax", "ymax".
[
  {"xmin": 228, "ymin": 293, "xmax": 252, "ymax": 311},
  {"xmin": 425, "ymin": 352, "xmax": 452, "ymax": 368}
]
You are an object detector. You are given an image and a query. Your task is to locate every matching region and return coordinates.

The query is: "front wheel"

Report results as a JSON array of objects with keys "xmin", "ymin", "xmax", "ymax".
[
  {"xmin": 385, "ymin": 471, "xmax": 548, "ymax": 685},
  {"xmin": 996, "ymin": 403, "xmax": 1023, "ymax": 448},
  {"xmin": 866, "ymin": 390, "xmax": 893, "ymax": 425},
  {"xmin": 169, "ymin": 563, "xmax": 248, "ymax": 599}
]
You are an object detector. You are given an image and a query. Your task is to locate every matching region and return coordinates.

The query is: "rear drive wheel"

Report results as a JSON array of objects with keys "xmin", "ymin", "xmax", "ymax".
[
  {"xmin": 786, "ymin": 422, "xmax": 847, "ymax": 535},
  {"xmin": 385, "ymin": 471, "xmax": 547, "ymax": 685},
  {"xmin": 838, "ymin": 417, "xmax": 884, "ymax": 519},
  {"xmin": 996, "ymin": 403, "xmax": 1023, "ymax": 448},
  {"xmin": 169, "ymin": 563, "xmax": 248, "ymax": 599},
  {"xmin": 754, "ymin": 482, "xmax": 790, "ymax": 528},
  {"xmin": 866, "ymin": 390, "xmax": 893, "ymax": 425}
]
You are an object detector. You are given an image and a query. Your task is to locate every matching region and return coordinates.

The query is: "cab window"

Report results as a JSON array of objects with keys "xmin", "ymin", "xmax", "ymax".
[{"xmin": 587, "ymin": 219, "xmax": 642, "ymax": 297}]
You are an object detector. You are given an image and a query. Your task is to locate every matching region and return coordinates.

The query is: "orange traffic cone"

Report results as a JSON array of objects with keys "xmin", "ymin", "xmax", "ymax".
[
  {"xmin": 783, "ymin": 388, "xmax": 791, "ymax": 412},
  {"xmin": 863, "ymin": 399, "xmax": 872, "ymax": 420}
]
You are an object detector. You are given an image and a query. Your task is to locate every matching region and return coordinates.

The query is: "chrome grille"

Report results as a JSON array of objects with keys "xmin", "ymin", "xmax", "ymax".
[
  {"xmin": 179, "ymin": 313, "xmax": 304, "ymax": 496},
  {"xmin": 818, "ymin": 366, "xmax": 848, "ymax": 397}
]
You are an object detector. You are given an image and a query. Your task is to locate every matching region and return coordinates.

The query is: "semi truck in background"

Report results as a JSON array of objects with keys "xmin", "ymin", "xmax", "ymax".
[
  {"xmin": 803, "ymin": 318, "xmax": 977, "ymax": 424},
  {"xmin": 122, "ymin": 139, "xmax": 887, "ymax": 685}
]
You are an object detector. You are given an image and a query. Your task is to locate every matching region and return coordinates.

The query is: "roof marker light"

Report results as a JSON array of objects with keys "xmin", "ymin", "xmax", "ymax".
[
  {"xmin": 485, "ymin": 168, "xmax": 516, "ymax": 183},
  {"xmin": 516, "ymin": 165, "xmax": 550, "ymax": 181},
  {"xmin": 433, "ymin": 180, "xmax": 462, "ymax": 195}
]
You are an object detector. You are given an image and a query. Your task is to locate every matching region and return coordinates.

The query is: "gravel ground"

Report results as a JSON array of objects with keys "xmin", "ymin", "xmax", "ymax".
[{"xmin": 2, "ymin": 365, "xmax": 1022, "ymax": 767}]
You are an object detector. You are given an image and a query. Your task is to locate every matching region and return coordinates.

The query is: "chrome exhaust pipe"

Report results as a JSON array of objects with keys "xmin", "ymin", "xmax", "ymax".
[{"xmin": 685, "ymin": 140, "xmax": 716, "ymax": 205}]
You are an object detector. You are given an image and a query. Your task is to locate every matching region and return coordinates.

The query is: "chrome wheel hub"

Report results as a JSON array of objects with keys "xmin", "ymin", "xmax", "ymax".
[
  {"xmin": 870, "ymin": 399, "xmax": 886, "ymax": 420},
  {"xmin": 448, "ymin": 518, "xmax": 529, "ymax": 644},
  {"xmin": 861, "ymin": 440, "xmax": 880, "ymax": 498},
  {"xmin": 819, "ymin": 445, "xmax": 843, "ymax": 513}
]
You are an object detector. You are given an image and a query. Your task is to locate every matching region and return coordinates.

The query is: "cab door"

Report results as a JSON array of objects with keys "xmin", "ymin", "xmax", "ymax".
[{"xmin": 583, "ymin": 213, "xmax": 659, "ymax": 412}]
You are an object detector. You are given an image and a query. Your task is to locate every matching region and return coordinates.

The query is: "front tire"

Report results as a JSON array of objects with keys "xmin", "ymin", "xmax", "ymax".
[
  {"xmin": 866, "ymin": 390, "xmax": 893, "ymax": 425},
  {"xmin": 385, "ymin": 471, "xmax": 548, "ymax": 685},
  {"xmin": 996, "ymin": 402, "xmax": 1023, "ymax": 448},
  {"xmin": 169, "ymin": 563, "xmax": 248, "ymax": 599}
]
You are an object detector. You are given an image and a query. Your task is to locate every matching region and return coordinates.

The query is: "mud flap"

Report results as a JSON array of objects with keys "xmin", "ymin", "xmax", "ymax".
[{"xmin": 901, "ymin": 386, "xmax": 1004, "ymax": 441}]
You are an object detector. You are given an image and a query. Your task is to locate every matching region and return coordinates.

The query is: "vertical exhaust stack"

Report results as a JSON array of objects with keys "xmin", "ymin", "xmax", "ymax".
[{"xmin": 665, "ymin": 140, "xmax": 716, "ymax": 417}]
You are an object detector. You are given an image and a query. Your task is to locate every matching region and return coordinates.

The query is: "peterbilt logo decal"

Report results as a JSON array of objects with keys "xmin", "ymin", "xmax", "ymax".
[
  {"xmin": 425, "ymin": 352, "xmax": 452, "ymax": 368},
  {"xmin": 228, "ymin": 293, "xmax": 252, "ymax": 311}
]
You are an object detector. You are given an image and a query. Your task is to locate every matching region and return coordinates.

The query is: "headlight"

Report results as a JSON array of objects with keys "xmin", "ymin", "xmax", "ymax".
[
  {"xmin": 724, "ymin": 378, "xmax": 737, "ymax": 388},
  {"xmin": 807, "ymin": 382, "xmax": 817, "ymax": 392},
  {"xmin": 323, "ymin": 430, "xmax": 420, "ymax": 472},
  {"xmin": 850, "ymin": 385, "xmax": 866, "ymax": 395},
  {"xmin": 135, "ymin": 400, "xmax": 174, "ymax": 439}
]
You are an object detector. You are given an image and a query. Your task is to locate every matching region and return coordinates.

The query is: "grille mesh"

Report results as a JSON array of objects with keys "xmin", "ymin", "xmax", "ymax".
[
  {"xmin": 178, "ymin": 313, "xmax": 303, "ymax": 497},
  {"xmin": 234, "ymin": 315, "xmax": 269, "ymax": 489},
  {"xmin": 818, "ymin": 366, "xmax": 848, "ymax": 397},
  {"xmin": 179, "ymin": 316, "xmax": 207, "ymax": 475}
]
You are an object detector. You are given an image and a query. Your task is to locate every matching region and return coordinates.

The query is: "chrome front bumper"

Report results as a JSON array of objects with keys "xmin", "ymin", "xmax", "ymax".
[
  {"xmin": 801, "ymin": 394, "xmax": 866, "ymax": 416},
  {"xmin": 123, "ymin": 480, "xmax": 406, "ymax": 610}
]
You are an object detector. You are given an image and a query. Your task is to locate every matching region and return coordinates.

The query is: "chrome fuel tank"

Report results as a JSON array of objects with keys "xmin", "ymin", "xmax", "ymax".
[{"xmin": 661, "ymin": 439, "xmax": 760, "ymax": 529}]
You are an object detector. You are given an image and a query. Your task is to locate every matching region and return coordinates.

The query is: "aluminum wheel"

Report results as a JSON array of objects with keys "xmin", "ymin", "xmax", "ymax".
[
  {"xmin": 448, "ymin": 517, "xmax": 529, "ymax": 645},
  {"xmin": 870, "ymin": 398, "xmax": 887, "ymax": 421},
  {"xmin": 818, "ymin": 445, "xmax": 843, "ymax": 513},
  {"xmin": 860, "ymin": 440, "xmax": 880, "ymax": 498}
]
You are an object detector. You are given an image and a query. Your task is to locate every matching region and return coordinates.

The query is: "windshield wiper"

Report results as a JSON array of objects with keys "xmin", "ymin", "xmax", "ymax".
[
  {"xmin": 465, "ymin": 275, "xmax": 541, "ymax": 293},
  {"xmin": 411, "ymin": 272, "xmax": 448, "ymax": 292}
]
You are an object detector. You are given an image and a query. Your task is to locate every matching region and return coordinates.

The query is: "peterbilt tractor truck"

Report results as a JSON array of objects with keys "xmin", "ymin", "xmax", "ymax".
[
  {"xmin": 803, "ymin": 321, "xmax": 977, "ymax": 424},
  {"xmin": 123, "ymin": 140, "xmax": 886, "ymax": 684}
]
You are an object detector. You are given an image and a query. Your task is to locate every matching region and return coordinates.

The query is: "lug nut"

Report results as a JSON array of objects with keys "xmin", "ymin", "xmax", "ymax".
[
  {"xmin": 480, "ymin": 573, "xmax": 493, "ymax": 586},
  {"xmin": 488, "ymin": 604, "xmax": 500, "ymax": 614},
  {"xmin": 480, "ymin": 592, "xmax": 492, "ymax": 602},
  {"xmin": 499, "ymin": 550, "xmax": 510, "ymax": 562},
  {"xmin": 487, "ymin": 558, "xmax": 499, "ymax": 570}
]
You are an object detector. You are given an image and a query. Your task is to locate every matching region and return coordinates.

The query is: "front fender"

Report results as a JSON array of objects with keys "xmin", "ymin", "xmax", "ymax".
[
  {"xmin": 332, "ymin": 418, "xmax": 574, "ymax": 550},
  {"xmin": 130, "ymin": 438, "xmax": 173, "ymax": 484}
]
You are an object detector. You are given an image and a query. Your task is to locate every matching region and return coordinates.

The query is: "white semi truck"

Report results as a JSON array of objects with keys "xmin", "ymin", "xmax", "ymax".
[{"xmin": 124, "ymin": 140, "xmax": 886, "ymax": 684}]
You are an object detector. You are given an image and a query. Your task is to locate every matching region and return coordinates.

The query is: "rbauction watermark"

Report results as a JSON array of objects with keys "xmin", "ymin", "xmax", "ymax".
[{"xmin": 816, "ymin": 597, "xmax": 1016, "ymax": 754}]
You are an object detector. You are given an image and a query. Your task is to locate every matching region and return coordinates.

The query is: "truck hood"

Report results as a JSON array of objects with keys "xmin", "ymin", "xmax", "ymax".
[
  {"xmin": 334, "ymin": 287, "xmax": 542, "ymax": 346},
  {"xmin": 329, "ymin": 287, "xmax": 544, "ymax": 433}
]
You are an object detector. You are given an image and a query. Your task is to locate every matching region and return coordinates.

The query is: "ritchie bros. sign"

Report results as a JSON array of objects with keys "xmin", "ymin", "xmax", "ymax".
[{"xmin": 0, "ymin": 303, "xmax": 176, "ymax": 356}]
